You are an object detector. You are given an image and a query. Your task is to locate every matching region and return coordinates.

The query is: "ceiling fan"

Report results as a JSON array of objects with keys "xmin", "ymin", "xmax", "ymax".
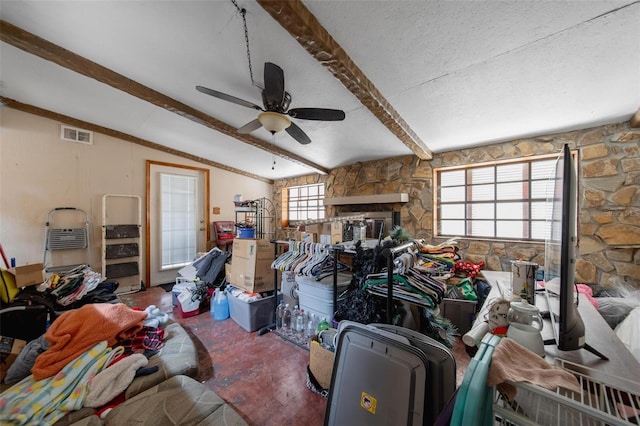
[{"xmin": 196, "ymin": 62, "xmax": 345, "ymax": 145}]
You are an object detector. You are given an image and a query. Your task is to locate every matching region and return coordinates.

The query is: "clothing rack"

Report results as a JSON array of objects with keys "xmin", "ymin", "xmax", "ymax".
[
  {"xmin": 263, "ymin": 240, "xmax": 350, "ymax": 335},
  {"xmin": 382, "ymin": 240, "xmax": 421, "ymax": 323}
]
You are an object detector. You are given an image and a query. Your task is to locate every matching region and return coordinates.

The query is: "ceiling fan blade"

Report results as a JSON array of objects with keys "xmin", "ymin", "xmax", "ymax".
[
  {"xmin": 262, "ymin": 62, "xmax": 285, "ymax": 110},
  {"xmin": 288, "ymin": 108, "xmax": 346, "ymax": 121},
  {"xmin": 285, "ymin": 122, "xmax": 312, "ymax": 145},
  {"xmin": 237, "ymin": 118, "xmax": 263, "ymax": 134},
  {"xmin": 196, "ymin": 86, "xmax": 263, "ymax": 110}
]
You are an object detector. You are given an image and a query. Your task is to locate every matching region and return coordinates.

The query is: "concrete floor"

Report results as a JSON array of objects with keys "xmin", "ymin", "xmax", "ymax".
[{"xmin": 120, "ymin": 286, "xmax": 470, "ymax": 426}]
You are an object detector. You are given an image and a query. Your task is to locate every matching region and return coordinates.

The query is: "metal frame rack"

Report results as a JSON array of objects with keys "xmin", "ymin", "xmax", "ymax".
[
  {"xmin": 493, "ymin": 358, "xmax": 640, "ymax": 425},
  {"xmin": 235, "ymin": 197, "xmax": 275, "ymax": 240}
]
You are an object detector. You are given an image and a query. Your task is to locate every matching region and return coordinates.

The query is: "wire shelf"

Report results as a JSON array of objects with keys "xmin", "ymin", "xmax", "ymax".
[{"xmin": 493, "ymin": 359, "xmax": 640, "ymax": 425}]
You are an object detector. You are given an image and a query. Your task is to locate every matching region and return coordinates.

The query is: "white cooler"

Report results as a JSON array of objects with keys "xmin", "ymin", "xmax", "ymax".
[
  {"xmin": 295, "ymin": 273, "xmax": 351, "ymax": 323},
  {"xmin": 172, "ymin": 278, "xmax": 196, "ymax": 307}
]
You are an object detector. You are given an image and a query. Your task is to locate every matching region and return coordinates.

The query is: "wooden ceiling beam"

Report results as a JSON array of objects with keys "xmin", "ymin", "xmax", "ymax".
[
  {"xmin": 258, "ymin": 0, "xmax": 433, "ymax": 160},
  {"xmin": 1, "ymin": 97, "xmax": 274, "ymax": 184},
  {"xmin": 0, "ymin": 19, "xmax": 329, "ymax": 175}
]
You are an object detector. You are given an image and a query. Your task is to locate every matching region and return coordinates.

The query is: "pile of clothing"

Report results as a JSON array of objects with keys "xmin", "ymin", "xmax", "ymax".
[
  {"xmin": 45, "ymin": 264, "xmax": 103, "ymax": 306},
  {"xmin": 0, "ymin": 303, "xmax": 168, "ymax": 424}
]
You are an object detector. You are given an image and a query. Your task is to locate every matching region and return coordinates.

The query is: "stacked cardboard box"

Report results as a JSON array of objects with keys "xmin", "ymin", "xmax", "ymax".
[
  {"xmin": 296, "ymin": 222, "xmax": 342, "ymax": 244},
  {"xmin": 230, "ymin": 239, "xmax": 277, "ymax": 293}
]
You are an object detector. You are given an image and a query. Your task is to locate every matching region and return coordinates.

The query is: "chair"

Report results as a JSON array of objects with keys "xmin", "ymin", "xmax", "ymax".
[{"xmin": 213, "ymin": 221, "xmax": 235, "ymax": 251}]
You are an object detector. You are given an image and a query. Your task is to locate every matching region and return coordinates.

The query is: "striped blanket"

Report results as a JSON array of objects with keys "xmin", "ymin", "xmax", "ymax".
[{"xmin": 0, "ymin": 341, "xmax": 121, "ymax": 425}]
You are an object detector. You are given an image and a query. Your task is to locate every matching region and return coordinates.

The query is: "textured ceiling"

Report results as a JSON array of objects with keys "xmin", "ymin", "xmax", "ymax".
[{"xmin": 1, "ymin": 0, "xmax": 638, "ymax": 181}]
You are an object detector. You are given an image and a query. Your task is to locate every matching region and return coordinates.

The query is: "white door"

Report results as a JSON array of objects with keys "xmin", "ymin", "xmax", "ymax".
[{"xmin": 147, "ymin": 161, "xmax": 209, "ymax": 287}]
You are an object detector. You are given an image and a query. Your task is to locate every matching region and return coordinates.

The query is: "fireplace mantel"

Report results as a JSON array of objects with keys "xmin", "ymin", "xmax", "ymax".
[{"xmin": 324, "ymin": 193, "xmax": 409, "ymax": 205}]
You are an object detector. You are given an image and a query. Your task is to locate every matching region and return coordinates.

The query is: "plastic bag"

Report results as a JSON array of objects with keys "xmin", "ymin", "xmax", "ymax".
[
  {"xmin": 597, "ymin": 297, "xmax": 637, "ymax": 329},
  {"xmin": 595, "ymin": 280, "xmax": 640, "ymax": 329},
  {"xmin": 615, "ymin": 306, "xmax": 640, "ymax": 363}
]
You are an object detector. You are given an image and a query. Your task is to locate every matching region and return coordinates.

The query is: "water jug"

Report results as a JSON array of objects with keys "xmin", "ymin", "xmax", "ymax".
[{"xmin": 213, "ymin": 288, "xmax": 230, "ymax": 321}]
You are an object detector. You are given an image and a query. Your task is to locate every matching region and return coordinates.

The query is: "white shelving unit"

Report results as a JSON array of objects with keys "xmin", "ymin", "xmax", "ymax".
[{"xmin": 101, "ymin": 194, "xmax": 142, "ymax": 294}]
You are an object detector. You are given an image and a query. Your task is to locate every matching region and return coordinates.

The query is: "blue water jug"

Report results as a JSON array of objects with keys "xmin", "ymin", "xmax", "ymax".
[{"xmin": 213, "ymin": 288, "xmax": 229, "ymax": 321}]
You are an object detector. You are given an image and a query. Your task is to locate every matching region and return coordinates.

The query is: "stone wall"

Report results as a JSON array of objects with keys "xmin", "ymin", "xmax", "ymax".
[{"xmin": 273, "ymin": 120, "xmax": 639, "ymax": 289}]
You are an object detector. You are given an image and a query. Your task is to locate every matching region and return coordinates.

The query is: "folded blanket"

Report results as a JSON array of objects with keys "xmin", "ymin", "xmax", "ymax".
[
  {"xmin": 487, "ymin": 338, "xmax": 582, "ymax": 400},
  {"xmin": 85, "ymin": 353, "xmax": 148, "ymax": 408},
  {"xmin": 32, "ymin": 303, "xmax": 147, "ymax": 381}
]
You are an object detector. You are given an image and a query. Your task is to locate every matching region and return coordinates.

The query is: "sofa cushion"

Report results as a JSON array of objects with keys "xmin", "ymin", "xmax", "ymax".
[
  {"xmin": 125, "ymin": 321, "xmax": 198, "ymax": 399},
  {"xmin": 105, "ymin": 375, "xmax": 247, "ymax": 425}
]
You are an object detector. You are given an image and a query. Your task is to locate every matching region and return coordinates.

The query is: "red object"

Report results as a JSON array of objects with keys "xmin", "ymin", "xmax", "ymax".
[
  {"xmin": 177, "ymin": 303, "xmax": 201, "ymax": 319},
  {"xmin": 453, "ymin": 260, "xmax": 485, "ymax": 279},
  {"xmin": 0, "ymin": 243, "xmax": 9, "ymax": 269},
  {"xmin": 213, "ymin": 221, "xmax": 235, "ymax": 251},
  {"xmin": 491, "ymin": 326, "xmax": 509, "ymax": 336}
]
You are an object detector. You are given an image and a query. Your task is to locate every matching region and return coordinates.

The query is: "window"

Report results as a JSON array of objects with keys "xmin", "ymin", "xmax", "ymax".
[
  {"xmin": 435, "ymin": 154, "xmax": 564, "ymax": 241},
  {"xmin": 286, "ymin": 183, "xmax": 325, "ymax": 223},
  {"xmin": 160, "ymin": 173, "xmax": 197, "ymax": 269}
]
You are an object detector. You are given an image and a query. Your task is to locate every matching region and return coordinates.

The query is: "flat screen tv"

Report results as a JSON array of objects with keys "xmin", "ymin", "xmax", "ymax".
[{"xmin": 543, "ymin": 144, "xmax": 607, "ymax": 360}]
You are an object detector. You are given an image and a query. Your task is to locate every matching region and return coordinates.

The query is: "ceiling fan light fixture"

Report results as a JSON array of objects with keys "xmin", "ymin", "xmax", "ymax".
[{"xmin": 258, "ymin": 111, "xmax": 291, "ymax": 134}]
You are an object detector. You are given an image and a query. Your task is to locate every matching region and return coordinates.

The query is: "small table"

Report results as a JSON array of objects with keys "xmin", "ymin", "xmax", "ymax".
[{"xmin": 479, "ymin": 270, "xmax": 640, "ymax": 390}]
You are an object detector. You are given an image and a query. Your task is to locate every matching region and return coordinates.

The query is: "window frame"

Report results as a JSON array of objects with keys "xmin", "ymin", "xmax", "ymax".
[
  {"xmin": 284, "ymin": 183, "xmax": 326, "ymax": 226},
  {"xmin": 433, "ymin": 152, "xmax": 572, "ymax": 242}
]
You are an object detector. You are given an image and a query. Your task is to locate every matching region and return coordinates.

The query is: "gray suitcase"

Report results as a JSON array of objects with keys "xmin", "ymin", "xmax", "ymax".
[{"xmin": 324, "ymin": 321, "xmax": 456, "ymax": 426}]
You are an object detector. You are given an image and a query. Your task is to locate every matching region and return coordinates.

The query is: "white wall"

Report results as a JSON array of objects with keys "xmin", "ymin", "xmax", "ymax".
[{"xmin": 0, "ymin": 108, "xmax": 272, "ymax": 283}]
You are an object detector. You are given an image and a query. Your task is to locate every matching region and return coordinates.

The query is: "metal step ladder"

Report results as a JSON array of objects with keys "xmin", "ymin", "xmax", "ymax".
[{"xmin": 42, "ymin": 207, "xmax": 91, "ymax": 274}]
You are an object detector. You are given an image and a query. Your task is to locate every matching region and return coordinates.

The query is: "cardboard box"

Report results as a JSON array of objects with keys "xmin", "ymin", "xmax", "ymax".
[
  {"xmin": 299, "ymin": 232, "xmax": 317, "ymax": 243},
  {"xmin": 298, "ymin": 222, "xmax": 342, "ymax": 244},
  {"xmin": 230, "ymin": 239, "xmax": 277, "ymax": 293},
  {"xmin": 300, "ymin": 224, "xmax": 322, "ymax": 235},
  {"xmin": 309, "ymin": 335, "xmax": 335, "ymax": 389},
  {"xmin": 9, "ymin": 263, "xmax": 46, "ymax": 287},
  {"xmin": 0, "ymin": 336, "xmax": 27, "ymax": 381},
  {"xmin": 325, "ymin": 221, "xmax": 343, "ymax": 244}
]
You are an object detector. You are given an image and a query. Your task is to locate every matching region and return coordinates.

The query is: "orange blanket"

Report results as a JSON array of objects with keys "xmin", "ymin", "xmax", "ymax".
[{"xmin": 32, "ymin": 303, "xmax": 147, "ymax": 381}]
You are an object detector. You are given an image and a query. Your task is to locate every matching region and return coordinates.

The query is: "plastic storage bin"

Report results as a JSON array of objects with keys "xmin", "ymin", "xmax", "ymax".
[
  {"xmin": 296, "ymin": 273, "xmax": 351, "ymax": 323},
  {"xmin": 237, "ymin": 228, "xmax": 255, "ymax": 238},
  {"xmin": 227, "ymin": 292, "xmax": 276, "ymax": 332},
  {"xmin": 440, "ymin": 298, "xmax": 477, "ymax": 334}
]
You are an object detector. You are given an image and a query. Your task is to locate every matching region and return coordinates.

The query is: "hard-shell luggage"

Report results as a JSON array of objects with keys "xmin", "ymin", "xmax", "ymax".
[{"xmin": 325, "ymin": 321, "xmax": 456, "ymax": 426}]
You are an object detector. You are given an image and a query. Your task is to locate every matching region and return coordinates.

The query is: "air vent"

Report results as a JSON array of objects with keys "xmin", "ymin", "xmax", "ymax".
[{"xmin": 60, "ymin": 125, "xmax": 93, "ymax": 145}]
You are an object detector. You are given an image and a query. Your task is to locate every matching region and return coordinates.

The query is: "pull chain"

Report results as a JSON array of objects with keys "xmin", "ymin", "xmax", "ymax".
[
  {"xmin": 271, "ymin": 133, "xmax": 276, "ymax": 170},
  {"xmin": 230, "ymin": 0, "xmax": 257, "ymax": 88}
]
